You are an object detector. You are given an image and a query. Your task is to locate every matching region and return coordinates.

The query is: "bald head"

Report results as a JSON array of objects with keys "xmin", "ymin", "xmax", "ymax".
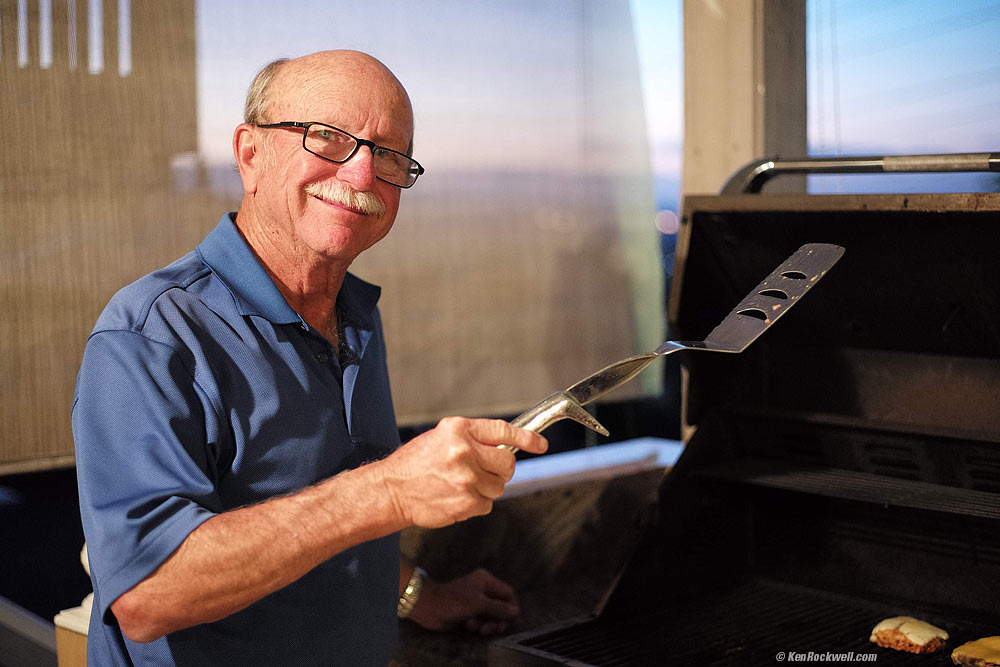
[{"xmin": 244, "ymin": 50, "xmax": 414, "ymax": 153}]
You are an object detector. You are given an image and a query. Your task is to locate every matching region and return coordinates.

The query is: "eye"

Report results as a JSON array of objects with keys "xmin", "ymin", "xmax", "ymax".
[
  {"xmin": 375, "ymin": 148, "xmax": 407, "ymax": 167},
  {"xmin": 315, "ymin": 129, "xmax": 334, "ymax": 140}
]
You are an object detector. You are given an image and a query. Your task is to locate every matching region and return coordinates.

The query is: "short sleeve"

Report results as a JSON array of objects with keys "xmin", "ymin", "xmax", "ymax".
[{"xmin": 73, "ymin": 329, "xmax": 221, "ymax": 626}]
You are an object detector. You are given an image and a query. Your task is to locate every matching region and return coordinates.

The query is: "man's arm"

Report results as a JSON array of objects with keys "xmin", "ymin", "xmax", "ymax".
[{"xmin": 111, "ymin": 417, "xmax": 546, "ymax": 643}]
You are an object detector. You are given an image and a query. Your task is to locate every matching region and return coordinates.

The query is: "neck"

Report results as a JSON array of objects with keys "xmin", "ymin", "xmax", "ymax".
[{"xmin": 234, "ymin": 205, "xmax": 349, "ymax": 339}]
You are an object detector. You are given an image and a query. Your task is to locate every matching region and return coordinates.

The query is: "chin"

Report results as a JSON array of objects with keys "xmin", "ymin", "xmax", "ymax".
[{"xmin": 303, "ymin": 222, "xmax": 384, "ymax": 262}]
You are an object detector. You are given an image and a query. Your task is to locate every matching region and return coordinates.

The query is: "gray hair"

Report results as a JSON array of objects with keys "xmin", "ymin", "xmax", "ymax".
[{"xmin": 244, "ymin": 58, "xmax": 290, "ymax": 125}]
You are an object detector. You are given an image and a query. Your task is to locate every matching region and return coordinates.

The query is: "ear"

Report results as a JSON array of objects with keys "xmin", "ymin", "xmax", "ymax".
[{"xmin": 233, "ymin": 123, "xmax": 262, "ymax": 195}]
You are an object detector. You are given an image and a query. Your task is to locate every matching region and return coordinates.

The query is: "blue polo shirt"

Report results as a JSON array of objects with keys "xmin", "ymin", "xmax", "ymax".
[{"xmin": 73, "ymin": 213, "xmax": 402, "ymax": 666}]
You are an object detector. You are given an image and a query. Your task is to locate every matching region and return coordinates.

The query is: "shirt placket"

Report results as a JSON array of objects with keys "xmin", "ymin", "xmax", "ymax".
[{"xmin": 302, "ymin": 320, "xmax": 373, "ymax": 436}]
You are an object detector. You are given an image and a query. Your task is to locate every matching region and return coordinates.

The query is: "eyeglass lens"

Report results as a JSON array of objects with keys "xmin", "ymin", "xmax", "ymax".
[{"xmin": 303, "ymin": 125, "xmax": 419, "ymax": 187}]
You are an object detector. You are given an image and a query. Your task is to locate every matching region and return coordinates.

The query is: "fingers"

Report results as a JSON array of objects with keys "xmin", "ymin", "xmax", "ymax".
[
  {"xmin": 422, "ymin": 569, "xmax": 521, "ymax": 636},
  {"xmin": 476, "ymin": 593, "xmax": 519, "ymax": 621},
  {"xmin": 384, "ymin": 417, "xmax": 546, "ymax": 529},
  {"xmin": 400, "ymin": 565, "xmax": 534, "ymax": 637},
  {"xmin": 477, "ymin": 570, "xmax": 517, "ymax": 604},
  {"xmin": 461, "ymin": 418, "xmax": 549, "ymax": 455},
  {"xmin": 463, "ymin": 574, "xmax": 520, "ymax": 636},
  {"xmin": 459, "ymin": 569, "xmax": 520, "ymax": 621},
  {"xmin": 437, "ymin": 417, "xmax": 547, "ymax": 482},
  {"xmin": 465, "ymin": 616, "xmax": 512, "ymax": 636},
  {"xmin": 473, "ymin": 471, "xmax": 506, "ymax": 501}
]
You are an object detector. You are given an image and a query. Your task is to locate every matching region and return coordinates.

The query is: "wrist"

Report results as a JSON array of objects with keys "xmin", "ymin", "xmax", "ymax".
[{"xmin": 372, "ymin": 457, "xmax": 413, "ymax": 529}]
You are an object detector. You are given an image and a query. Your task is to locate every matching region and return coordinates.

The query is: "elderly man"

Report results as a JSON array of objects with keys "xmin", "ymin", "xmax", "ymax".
[{"xmin": 73, "ymin": 50, "xmax": 547, "ymax": 666}]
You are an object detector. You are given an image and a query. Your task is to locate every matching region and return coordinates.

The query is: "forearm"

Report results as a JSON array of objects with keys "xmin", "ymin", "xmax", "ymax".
[
  {"xmin": 113, "ymin": 460, "xmax": 404, "ymax": 642},
  {"xmin": 112, "ymin": 416, "xmax": 546, "ymax": 643}
]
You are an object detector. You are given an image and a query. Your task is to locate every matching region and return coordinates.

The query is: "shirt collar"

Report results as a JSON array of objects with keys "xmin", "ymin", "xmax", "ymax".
[
  {"xmin": 337, "ymin": 273, "xmax": 382, "ymax": 331},
  {"xmin": 196, "ymin": 213, "xmax": 381, "ymax": 328}
]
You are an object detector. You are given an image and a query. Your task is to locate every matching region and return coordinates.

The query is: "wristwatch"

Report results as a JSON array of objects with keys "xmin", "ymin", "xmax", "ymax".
[{"xmin": 397, "ymin": 566, "xmax": 426, "ymax": 619}]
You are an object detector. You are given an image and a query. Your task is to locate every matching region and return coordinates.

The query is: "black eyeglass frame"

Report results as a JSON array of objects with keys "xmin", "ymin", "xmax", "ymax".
[{"xmin": 256, "ymin": 121, "xmax": 425, "ymax": 188}]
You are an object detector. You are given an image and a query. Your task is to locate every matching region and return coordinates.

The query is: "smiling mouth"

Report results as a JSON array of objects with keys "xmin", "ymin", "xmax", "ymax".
[{"xmin": 312, "ymin": 194, "xmax": 366, "ymax": 215}]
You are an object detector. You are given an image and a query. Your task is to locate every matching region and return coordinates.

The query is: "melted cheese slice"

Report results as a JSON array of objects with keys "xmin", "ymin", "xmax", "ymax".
[
  {"xmin": 870, "ymin": 616, "xmax": 949, "ymax": 645},
  {"xmin": 953, "ymin": 636, "xmax": 1000, "ymax": 662}
]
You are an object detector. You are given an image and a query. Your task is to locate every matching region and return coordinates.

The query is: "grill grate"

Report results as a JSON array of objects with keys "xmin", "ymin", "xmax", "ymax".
[
  {"xmin": 963, "ymin": 449, "xmax": 1000, "ymax": 494},
  {"xmin": 503, "ymin": 579, "xmax": 992, "ymax": 666},
  {"xmin": 694, "ymin": 459, "xmax": 1000, "ymax": 520}
]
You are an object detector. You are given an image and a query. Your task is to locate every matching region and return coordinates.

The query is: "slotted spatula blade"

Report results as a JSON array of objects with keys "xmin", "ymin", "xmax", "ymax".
[{"xmin": 501, "ymin": 243, "xmax": 844, "ymax": 448}]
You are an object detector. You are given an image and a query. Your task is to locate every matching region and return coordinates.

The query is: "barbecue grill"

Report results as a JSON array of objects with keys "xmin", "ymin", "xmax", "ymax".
[{"xmin": 491, "ymin": 158, "xmax": 1000, "ymax": 666}]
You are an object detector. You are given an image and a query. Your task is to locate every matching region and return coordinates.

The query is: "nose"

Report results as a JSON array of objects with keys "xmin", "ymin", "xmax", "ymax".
[{"xmin": 335, "ymin": 145, "xmax": 378, "ymax": 190}]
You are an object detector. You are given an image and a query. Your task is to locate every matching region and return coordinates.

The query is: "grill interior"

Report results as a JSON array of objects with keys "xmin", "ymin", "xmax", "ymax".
[
  {"xmin": 694, "ymin": 459, "xmax": 1000, "ymax": 520},
  {"xmin": 500, "ymin": 579, "xmax": 995, "ymax": 667},
  {"xmin": 689, "ymin": 412, "xmax": 1000, "ymax": 521},
  {"xmin": 490, "ymin": 195, "xmax": 1000, "ymax": 666}
]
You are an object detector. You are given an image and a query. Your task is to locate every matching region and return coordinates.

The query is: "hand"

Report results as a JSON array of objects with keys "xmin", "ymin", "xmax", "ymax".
[
  {"xmin": 380, "ymin": 417, "xmax": 547, "ymax": 529},
  {"xmin": 409, "ymin": 568, "xmax": 521, "ymax": 636}
]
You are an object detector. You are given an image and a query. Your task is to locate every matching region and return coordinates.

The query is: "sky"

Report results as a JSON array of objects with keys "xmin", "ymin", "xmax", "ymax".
[
  {"xmin": 5, "ymin": 0, "xmax": 996, "ymax": 189},
  {"xmin": 192, "ymin": 0, "xmax": 682, "ymax": 210},
  {"xmin": 807, "ymin": 0, "xmax": 1000, "ymax": 193},
  {"xmin": 808, "ymin": 0, "xmax": 1000, "ymax": 155},
  {"xmin": 630, "ymin": 0, "xmax": 683, "ymax": 179},
  {"xmin": 194, "ymin": 0, "xmax": 651, "ymax": 172},
  {"xmin": 189, "ymin": 0, "xmax": 1000, "ymax": 204}
]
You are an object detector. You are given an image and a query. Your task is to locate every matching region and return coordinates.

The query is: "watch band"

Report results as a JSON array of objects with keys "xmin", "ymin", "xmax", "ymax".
[{"xmin": 397, "ymin": 566, "xmax": 425, "ymax": 619}]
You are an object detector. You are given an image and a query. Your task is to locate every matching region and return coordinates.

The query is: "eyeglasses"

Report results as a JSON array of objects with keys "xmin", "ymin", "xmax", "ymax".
[{"xmin": 256, "ymin": 121, "xmax": 425, "ymax": 188}]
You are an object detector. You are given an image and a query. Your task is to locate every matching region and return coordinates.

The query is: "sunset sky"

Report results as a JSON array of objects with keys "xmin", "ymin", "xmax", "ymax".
[{"xmin": 191, "ymin": 0, "xmax": 999, "ymax": 203}]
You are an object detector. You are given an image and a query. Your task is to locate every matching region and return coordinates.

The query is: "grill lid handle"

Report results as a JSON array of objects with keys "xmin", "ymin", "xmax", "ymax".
[{"xmin": 722, "ymin": 152, "xmax": 1000, "ymax": 195}]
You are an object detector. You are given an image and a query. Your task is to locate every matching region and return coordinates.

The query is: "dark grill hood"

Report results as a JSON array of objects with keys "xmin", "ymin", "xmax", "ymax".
[{"xmin": 491, "ymin": 192, "xmax": 1000, "ymax": 666}]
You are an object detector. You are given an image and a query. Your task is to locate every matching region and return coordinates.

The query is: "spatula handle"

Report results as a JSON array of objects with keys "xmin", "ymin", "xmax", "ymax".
[{"xmin": 500, "ymin": 391, "xmax": 609, "ymax": 453}]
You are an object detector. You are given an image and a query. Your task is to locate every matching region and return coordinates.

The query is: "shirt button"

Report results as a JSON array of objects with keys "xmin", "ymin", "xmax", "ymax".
[{"xmin": 317, "ymin": 352, "xmax": 330, "ymax": 363}]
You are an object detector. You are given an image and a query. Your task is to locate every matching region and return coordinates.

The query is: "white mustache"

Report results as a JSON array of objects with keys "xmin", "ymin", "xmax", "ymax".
[{"xmin": 304, "ymin": 181, "xmax": 386, "ymax": 216}]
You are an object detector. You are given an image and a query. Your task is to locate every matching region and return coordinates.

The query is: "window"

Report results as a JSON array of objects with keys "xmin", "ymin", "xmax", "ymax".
[{"xmin": 808, "ymin": 0, "xmax": 1000, "ymax": 193}]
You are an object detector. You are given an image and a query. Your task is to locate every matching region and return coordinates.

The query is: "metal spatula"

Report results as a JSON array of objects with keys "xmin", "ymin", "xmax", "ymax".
[{"xmin": 501, "ymin": 243, "xmax": 844, "ymax": 449}]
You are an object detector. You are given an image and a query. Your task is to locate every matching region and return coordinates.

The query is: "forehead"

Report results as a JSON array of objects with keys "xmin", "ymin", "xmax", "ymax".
[{"xmin": 273, "ymin": 59, "xmax": 413, "ymax": 151}]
